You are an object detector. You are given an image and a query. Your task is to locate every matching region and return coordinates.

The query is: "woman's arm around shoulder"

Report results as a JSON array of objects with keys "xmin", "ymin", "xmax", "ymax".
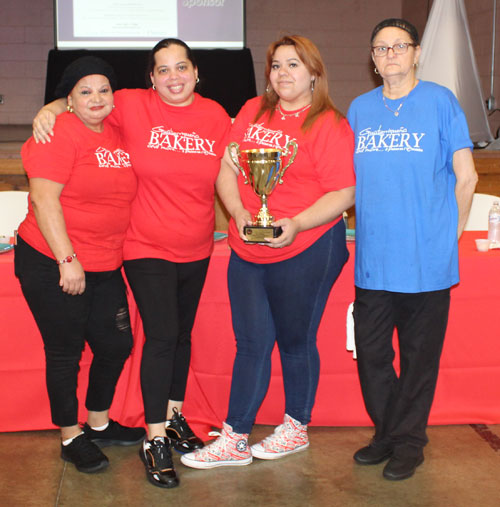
[{"xmin": 32, "ymin": 98, "xmax": 67, "ymax": 144}]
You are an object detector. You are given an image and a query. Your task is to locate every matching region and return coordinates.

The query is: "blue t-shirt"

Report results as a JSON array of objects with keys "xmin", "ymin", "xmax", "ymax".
[{"xmin": 347, "ymin": 81, "xmax": 473, "ymax": 293}]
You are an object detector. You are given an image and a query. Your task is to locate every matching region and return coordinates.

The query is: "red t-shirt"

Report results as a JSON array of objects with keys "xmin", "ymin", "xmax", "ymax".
[
  {"xmin": 109, "ymin": 89, "xmax": 231, "ymax": 262},
  {"xmin": 19, "ymin": 113, "xmax": 137, "ymax": 271},
  {"xmin": 228, "ymin": 96, "xmax": 356, "ymax": 264}
]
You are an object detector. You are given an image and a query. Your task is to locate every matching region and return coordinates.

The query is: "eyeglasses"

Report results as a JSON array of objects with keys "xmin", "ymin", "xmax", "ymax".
[{"xmin": 371, "ymin": 42, "xmax": 417, "ymax": 57}]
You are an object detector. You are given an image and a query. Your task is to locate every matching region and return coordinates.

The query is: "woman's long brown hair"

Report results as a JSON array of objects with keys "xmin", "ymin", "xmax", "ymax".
[{"xmin": 254, "ymin": 35, "xmax": 343, "ymax": 132}]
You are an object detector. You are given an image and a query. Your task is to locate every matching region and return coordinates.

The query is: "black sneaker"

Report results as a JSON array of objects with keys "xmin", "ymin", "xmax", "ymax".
[
  {"xmin": 139, "ymin": 437, "xmax": 179, "ymax": 489},
  {"xmin": 353, "ymin": 441, "xmax": 393, "ymax": 465},
  {"xmin": 166, "ymin": 408, "xmax": 204, "ymax": 453},
  {"xmin": 83, "ymin": 419, "xmax": 146, "ymax": 447},
  {"xmin": 61, "ymin": 433, "xmax": 109, "ymax": 473}
]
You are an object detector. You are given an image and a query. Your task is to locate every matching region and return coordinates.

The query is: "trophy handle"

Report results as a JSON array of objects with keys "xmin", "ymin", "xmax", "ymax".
[
  {"xmin": 279, "ymin": 140, "xmax": 298, "ymax": 184},
  {"xmin": 228, "ymin": 142, "xmax": 249, "ymax": 185}
]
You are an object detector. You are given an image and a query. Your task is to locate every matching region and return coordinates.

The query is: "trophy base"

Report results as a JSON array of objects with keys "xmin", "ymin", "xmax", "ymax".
[{"xmin": 243, "ymin": 225, "xmax": 282, "ymax": 244}]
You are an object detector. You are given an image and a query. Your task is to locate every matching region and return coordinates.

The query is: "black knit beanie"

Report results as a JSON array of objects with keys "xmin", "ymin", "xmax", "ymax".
[{"xmin": 54, "ymin": 56, "xmax": 117, "ymax": 98}]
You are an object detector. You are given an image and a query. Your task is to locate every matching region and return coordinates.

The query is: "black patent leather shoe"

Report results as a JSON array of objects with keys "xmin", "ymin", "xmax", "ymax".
[
  {"xmin": 166, "ymin": 408, "xmax": 204, "ymax": 454},
  {"xmin": 140, "ymin": 437, "xmax": 179, "ymax": 489},
  {"xmin": 353, "ymin": 442, "xmax": 393, "ymax": 465},
  {"xmin": 383, "ymin": 453, "xmax": 424, "ymax": 480}
]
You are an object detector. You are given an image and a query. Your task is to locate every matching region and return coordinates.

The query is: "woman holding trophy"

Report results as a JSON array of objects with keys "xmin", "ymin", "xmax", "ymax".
[{"xmin": 181, "ymin": 35, "xmax": 356, "ymax": 469}]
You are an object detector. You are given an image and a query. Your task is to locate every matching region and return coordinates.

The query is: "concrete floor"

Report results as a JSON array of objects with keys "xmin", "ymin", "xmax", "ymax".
[{"xmin": 0, "ymin": 424, "xmax": 499, "ymax": 506}]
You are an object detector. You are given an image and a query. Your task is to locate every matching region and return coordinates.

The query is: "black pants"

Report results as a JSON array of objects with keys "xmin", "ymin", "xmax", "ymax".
[
  {"xmin": 124, "ymin": 257, "xmax": 209, "ymax": 424},
  {"xmin": 353, "ymin": 287, "xmax": 450, "ymax": 453},
  {"xmin": 14, "ymin": 236, "xmax": 133, "ymax": 427}
]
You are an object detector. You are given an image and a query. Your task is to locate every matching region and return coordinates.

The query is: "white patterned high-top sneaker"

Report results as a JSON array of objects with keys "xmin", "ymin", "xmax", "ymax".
[
  {"xmin": 251, "ymin": 414, "xmax": 309, "ymax": 460},
  {"xmin": 180, "ymin": 422, "xmax": 252, "ymax": 469}
]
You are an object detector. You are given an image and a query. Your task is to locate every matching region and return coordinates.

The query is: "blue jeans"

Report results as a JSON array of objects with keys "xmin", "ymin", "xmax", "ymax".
[{"xmin": 226, "ymin": 221, "xmax": 349, "ymax": 433}]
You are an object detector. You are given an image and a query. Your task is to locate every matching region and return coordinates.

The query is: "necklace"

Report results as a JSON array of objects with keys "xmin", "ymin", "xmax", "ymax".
[
  {"xmin": 382, "ymin": 85, "xmax": 415, "ymax": 116},
  {"xmin": 382, "ymin": 94, "xmax": 409, "ymax": 117},
  {"xmin": 276, "ymin": 102, "xmax": 311, "ymax": 120}
]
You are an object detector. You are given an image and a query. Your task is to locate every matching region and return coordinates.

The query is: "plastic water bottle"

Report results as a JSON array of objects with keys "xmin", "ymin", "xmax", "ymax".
[{"xmin": 488, "ymin": 200, "xmax": 500, "ymax": 245}]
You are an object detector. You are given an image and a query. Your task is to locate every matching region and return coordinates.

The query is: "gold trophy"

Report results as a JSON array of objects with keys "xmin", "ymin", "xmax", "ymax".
[{"xmin": 229, "ymin": 140, "xmax": 298, "ymax": 243}]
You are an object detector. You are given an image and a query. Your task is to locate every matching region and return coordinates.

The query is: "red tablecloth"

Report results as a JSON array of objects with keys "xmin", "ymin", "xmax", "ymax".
[{"xmin": 1, "ymin": 232, "xmax": 499, "ymax": 436}]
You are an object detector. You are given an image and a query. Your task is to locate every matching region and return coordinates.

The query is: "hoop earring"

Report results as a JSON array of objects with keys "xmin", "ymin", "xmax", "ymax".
[
  {"xmin": 196, "ymin": 77, "xmax": 200, "ymax": 84},
  {"xmin": 311, "ymin": 79, "xmax": 315, "ymax": 92},
  {"xmin": 66, "ymin": 105, "xmax": 73, "ymax": 113},
  {"xmin": 374, "ymin": 67, "xmax": 379, "ymax": 75},
  {"xmin": 152, "ymin": 84, "xmax": 156, "ymax": 91}
]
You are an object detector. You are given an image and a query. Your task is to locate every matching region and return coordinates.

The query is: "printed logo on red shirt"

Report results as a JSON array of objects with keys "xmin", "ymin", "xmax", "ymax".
[
  {"xmin": 95, "ymin": 147, "xmax": 132, "ymax": 167},
  {"xmin": 147, "ymin": 126, "xmax": 216, "ymax": 156},
  {"xmin": 243, "ymin": 123, "xmax": 297, "ymax": 150}
]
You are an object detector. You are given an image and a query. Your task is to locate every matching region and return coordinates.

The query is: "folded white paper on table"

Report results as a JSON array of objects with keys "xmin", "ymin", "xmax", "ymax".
[{"xmin": 346, "ymin": 302, "xmax": 356, "ymax": 359}]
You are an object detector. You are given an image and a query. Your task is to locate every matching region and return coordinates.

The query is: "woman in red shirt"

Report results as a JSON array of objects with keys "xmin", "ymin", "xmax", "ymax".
[
  {"xmin": 181, "ymin": 35, "xmax": 356, "ymax": 469},
  {"xmin": 16, "ymin": 56, "xmax": 143, "ymax": 475},
  {"xmin": 33, "ymin": 40, "xmax": 231, "ymax": 488}
]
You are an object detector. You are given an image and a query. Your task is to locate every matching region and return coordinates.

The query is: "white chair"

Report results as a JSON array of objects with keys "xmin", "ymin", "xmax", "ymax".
[
  {"xmin": 464, "ymin": 193, "xmax": 500, "ymax": 231},
  {"xmin": 0, "ymin": 191, "xmax": 29, "ymax": 237}
]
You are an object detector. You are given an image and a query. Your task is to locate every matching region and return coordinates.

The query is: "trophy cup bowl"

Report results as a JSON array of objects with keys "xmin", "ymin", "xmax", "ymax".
[{"xmin": 229, "ymin": 140, "xmax": 298, "ymax": 243}]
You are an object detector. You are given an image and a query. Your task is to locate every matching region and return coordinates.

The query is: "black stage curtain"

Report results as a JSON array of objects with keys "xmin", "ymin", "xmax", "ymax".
[{"xmin": 44, "ymin": 48, "xmax": 257, "ymax": 118}]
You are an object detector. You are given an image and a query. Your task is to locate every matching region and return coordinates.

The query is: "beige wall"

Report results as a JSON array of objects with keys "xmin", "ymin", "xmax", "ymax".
[
  {"xmin": 0, "ymin": 0, "xmax": 498, "ymax": 136},
  {"xmin": 246, "ymin": 0, "xmax": 402, "ymax": 115},
  {"xmin": 0, "ymin": 0, "xmax": 54, "ymax": 125}
]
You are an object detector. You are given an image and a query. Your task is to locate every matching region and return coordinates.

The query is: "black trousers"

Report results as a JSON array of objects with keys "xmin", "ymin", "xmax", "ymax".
[
  {"xmin": 124, "ymin": 257, "xmax": 209, "ymax": 424},
  {"xmin": 353, "ymin": 286, "xmax": 450, "ymax": 453},
  {"xmin": 14, "ymin": 236, "xmax": 133, "ymax": 427}
]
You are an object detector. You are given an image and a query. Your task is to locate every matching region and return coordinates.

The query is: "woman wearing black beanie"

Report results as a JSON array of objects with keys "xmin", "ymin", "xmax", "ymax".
[{"xmin": 15, "ymin": 56, "xmax": 145, "ymax": 474}]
